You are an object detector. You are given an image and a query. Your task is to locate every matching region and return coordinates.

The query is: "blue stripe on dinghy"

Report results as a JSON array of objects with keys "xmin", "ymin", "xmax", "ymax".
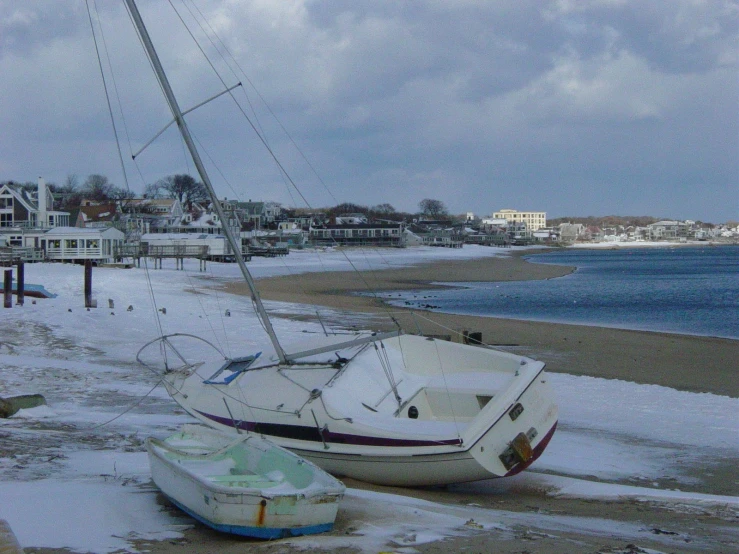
[
  {"xmin": 164, "ymin": 495, "xmax": 335, "ymax": 539},
  {"xmin": 195, "ymin": 410, "xmax": 463, "ymax": 447}
]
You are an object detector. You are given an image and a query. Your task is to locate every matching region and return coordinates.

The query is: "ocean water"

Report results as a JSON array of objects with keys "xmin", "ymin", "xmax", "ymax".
[{"xmin": 382, "ymin": 245, "xmax": 739, "ymax": 339}]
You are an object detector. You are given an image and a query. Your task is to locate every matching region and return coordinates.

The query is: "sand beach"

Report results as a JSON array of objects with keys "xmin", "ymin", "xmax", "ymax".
[
  {"xmin": 142, "ymin": 248, "xmax": 739, "ymax": 554},
  {"xmin": 7, "ymin": 248, "xmax": 738, "ymax": 554}
]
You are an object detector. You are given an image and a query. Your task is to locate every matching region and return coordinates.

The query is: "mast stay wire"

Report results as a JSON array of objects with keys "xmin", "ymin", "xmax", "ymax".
[
  {"xmin": 165, "ymin": 0, "xmax": 313, "ymax": 209},
  {"xmin": 177, "ymin": 0, "xmax": 304, "ymax": 214},
  {"xmin": 87, "ymin": 1, "xmax": 173, "ymax": 353},
  {"xmin": 181, "ymin": 0, "xmax": 339, "ymax": 206},
  {"xmin": 86, "ymin": 0, "xmax": 130, "ymax": 191},
  {"xmin": 127, "ymin": 3, "xmax": 420, "ymax": 353},
  {"xmin": 164, "ymin": 1, "xmax": 406, "ymax": 334}
]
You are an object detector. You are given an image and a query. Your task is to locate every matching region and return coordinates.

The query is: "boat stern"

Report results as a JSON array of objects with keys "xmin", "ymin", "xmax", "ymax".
[{"xmin": 469, "ymin": 371, "xmax": 558, "ymax": 477}]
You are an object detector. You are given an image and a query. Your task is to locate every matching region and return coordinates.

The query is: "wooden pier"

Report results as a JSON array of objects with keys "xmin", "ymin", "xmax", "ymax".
[
  {"xmin": 114, "ymin": 244, "xmax": 254, "ymax": 270},
  {"xmin": 0, "ymin": 247, "xmax": 45, "ymax": 266}
]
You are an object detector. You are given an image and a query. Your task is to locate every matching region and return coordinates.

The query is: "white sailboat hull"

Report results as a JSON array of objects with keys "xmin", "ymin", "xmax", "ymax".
[{"xmin": 160, "ymin": 334, "xmax": 558, "ymax": 486}]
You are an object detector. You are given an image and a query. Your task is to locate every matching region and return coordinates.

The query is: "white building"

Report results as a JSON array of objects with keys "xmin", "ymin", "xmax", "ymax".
[
  {"xmin": 492, "ymin": 209, "xmax": 547, "ymax": 231},
  {"xmin": 25, "ymin": 227, "xmax": 125, "ymax": 263}
]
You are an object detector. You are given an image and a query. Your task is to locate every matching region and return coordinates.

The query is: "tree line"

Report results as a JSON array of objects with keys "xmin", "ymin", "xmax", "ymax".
[
  {"xmin": 3, "ymin": 173, "xmax": 453, "ymax": 220},
  {"xmin": 5, "ymin": 175, "xmax": 722, "ymax": 225},
  {"xmin": 1, "ymin": 174, "xmax": 211, "ymax": 212}
]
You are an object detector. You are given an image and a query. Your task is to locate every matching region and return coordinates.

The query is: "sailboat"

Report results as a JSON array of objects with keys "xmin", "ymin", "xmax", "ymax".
[{"xmin": 126, "ymin": 0, "xmax": 557, "ymax": 487}]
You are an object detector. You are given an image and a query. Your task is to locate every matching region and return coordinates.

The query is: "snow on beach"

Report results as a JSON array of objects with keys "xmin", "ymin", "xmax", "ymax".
[{"xmin": 0, "ymin": 245, "xmax": 737, "ymax": 553}]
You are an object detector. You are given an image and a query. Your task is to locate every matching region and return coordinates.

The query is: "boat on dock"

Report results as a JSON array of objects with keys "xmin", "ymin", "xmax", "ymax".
[{"xmin": 146, "ymin": 424, "xmax": 345, "ymax": 539}]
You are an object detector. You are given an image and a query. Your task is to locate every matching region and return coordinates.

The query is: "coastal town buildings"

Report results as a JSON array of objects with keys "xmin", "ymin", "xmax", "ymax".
[{"xmin": 1, "ymin": 176, "xmax": 736, "ymax": 266}]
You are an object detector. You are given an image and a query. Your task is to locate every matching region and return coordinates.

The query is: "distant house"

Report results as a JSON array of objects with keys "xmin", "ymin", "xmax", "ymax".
[
  {"xmin": 463, "ymin": 226, "xmax": 509, "ymax": 247},
  {"xmin": 0, "ymin": 178, "xmax": 70, "ymax": 229},
  {"xmin": 75, "ymin": 197, "xmax": 185, "ymax": 244},
  {"xmin": 581, "ymin": 226, "xmax": 603, "ymax": 242},
  {"xmin": 558, "ymin": 223, "xmax": 585, "ymax": 242},
  {"xmin": 533, "ymin": 227, "xmax": 560, "ymax": 242},
  {"xmin": 140, "ymin": 232, "xmax": 234, "ymax": 261},
  {"xmin": 231, "ymin": 200, "xmax": 281, "ymax": 229},
  {"xmin": 647, "ymin": 221, "xmax": 690, "ymax": 241},
  {"xmin": 309, "ymin": 223, "xmax": 405, "ymax": 247},
  {"xmin": 422, "ymin": 233, "xmax": 463, "ymax": 248},
  {"xmin": 119, "ymin": 198, "xmax": 184, "ymax": 239},
  {"xmin": 256, "ymin": 228, "xmax": 306, "ymax": 248},
  {"xmin": 480, "ymin": 217, "xmax": 508, "ymax": 230},
  {"xmin": 78, "ymin": 202, "xmax": 118, "ymax": 228}
]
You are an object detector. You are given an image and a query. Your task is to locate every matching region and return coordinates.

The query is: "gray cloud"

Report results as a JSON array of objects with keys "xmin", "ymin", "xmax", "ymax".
[{"xmin": 0, "ymin": 0, "xmax": 736, "ymax": 222}]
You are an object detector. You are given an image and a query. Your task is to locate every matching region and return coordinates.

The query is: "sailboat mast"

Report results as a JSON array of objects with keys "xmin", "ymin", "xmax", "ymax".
[{"xmin": 124, "ymin": 0, "xmax": 288, "ymax": 364}]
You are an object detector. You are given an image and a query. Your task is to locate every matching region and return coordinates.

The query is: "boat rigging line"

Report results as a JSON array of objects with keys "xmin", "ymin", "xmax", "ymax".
[{"xmin": 124, "ymin": 0, "xmax": 289, "ymax": 364}]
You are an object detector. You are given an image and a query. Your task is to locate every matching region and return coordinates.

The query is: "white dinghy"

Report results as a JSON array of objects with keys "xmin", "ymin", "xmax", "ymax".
[
  {"xmin": 147, "ymin": 424, "xmax": 345, "ymax": 538},
  {"xmin": 123, "ymin": 0, "xmax": 558, "ymax": 487}
]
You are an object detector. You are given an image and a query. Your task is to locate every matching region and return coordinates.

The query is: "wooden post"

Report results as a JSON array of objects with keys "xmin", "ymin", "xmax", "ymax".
[
  {"xmin": 15, "ymin": 262, "xmax": 24, "ymax": 306},
  {"xmin": 3, "ymin": 269, "xmax": 11, "ymax": 308},
  {"xmin": 84, "ymin": 259, "xmax": 93, "ymax": 308}
]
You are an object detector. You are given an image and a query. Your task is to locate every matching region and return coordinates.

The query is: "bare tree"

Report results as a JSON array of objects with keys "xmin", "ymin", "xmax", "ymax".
[
  {"xmin": 327, "ymin": 202, "xmax": 368, "ymax": 217},
  {"xmin": 49, "ymin": 175, "xmax": 81, "ymax": 210},
  {"xmin": 143, "ymin": 181, "xmax": 166, "ymax": 199},
  {"xmin": 155, "ymin": 174, "xmax": 209, "ymax": 206},
  {"xmin": 81, "ymin": 174, "xmax": 114, "ymax": 202},
  {"xmin": 419, "ymin": 198, "xmax": 448, "ymax": 218},
  {"xmin": 64, "ymin": 174, "xmax": 79, "ymax": 190},
  {"xmin": 371, "ymin": 203, "xmax": 396, "ymax": 215}
]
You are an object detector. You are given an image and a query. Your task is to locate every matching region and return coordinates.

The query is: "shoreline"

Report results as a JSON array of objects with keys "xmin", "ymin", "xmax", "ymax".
[{"xmin": 225, "ymin": 249, "xmax": 738, "ymax": 397}]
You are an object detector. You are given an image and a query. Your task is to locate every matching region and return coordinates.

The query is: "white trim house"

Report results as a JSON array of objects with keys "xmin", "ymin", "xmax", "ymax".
[
  {"xmin": 0, "ymin": 178, "xmax": 70, "ymax": 229},
  {"xmin": 35, "ymin": 227, "xmax": 125, "ymax": 263}
]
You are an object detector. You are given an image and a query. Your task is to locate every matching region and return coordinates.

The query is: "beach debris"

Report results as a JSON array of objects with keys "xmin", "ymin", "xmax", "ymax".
[
  {"xmin": 462, "ymin": 330, "xmax": 483, "ymax": 345},
  {"xmin": 649, "ymin": 527, "xmax": 679, "ymax": 536},
  {"xmin": 127, "ymin": 305, "xmax": 133, "ymax": 311},
  {"xmin": 225, "ymin": 309, "xmax": 231, "ymax": 317},
  {"xmin": 0, "ymin": 394, "xmax": 47, "ymax": 418},
  {"xmin": 0, "ymin": 519, "xmax": 23, "ymax": 554},
  {"xmin": 159, "ymin": 307, "xmax": 166, "ymax": 315},
  {"xmin": 597, "ymin": 545, "xmax": 655, "ymax": 554},
  {"xmin": 108, "ymin": 299, "xmax": 114, "ymax": 309}
]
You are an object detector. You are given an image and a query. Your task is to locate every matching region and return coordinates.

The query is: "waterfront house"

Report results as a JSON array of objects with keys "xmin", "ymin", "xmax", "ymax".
[
  {"xmin": 310, "ymin": 222, "xmax": 405, "ymax": 247},
  {"xmin": 647, "ymin": 221, "xmax": 690, "ymax": 241},
  {"xmin": 0, "ymin": 178, "xmax": 70, "ymax": 230},
  {"xmin": 31, "ymin": 226, "xmax": 125, "ymax": 263}
]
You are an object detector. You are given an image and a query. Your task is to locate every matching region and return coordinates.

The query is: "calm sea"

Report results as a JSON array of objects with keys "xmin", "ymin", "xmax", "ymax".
[{"xmin": 383, "ymin": 245, "xmax": 739, "ymax": 339}]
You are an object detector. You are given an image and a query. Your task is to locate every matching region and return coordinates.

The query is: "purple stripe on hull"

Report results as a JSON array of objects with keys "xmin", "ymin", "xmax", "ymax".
[{"xmin": 196, "ymin": 410, "xmax": 463, "ymax": 447}]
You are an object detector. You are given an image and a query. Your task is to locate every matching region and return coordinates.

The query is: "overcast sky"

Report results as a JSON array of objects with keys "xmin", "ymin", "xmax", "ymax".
[{"xmin": 0, "ymin": 1, "xmax": 736, "ymax": 222}]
